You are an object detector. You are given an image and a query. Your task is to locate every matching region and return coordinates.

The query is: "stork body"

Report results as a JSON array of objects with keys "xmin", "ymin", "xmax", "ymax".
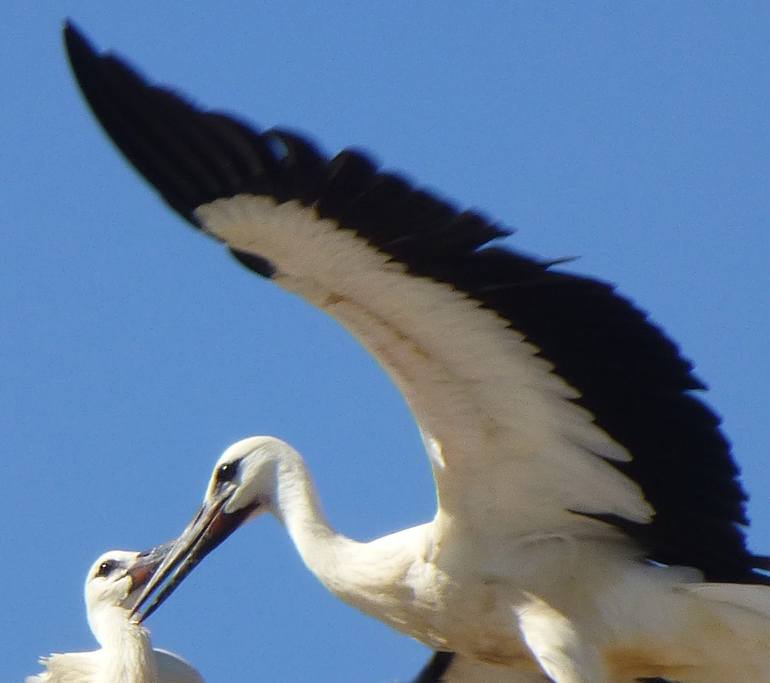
[
  {"xmin": 63, "ymin": 24, "xmax": 770, "ymax": 682},
  {"xmin": 27, "ymin": 550, "xmax": 203, "ymax": 683},
  {"xmin": 141, "ymin": 436, "xmax": 770, "ymax": 682}
]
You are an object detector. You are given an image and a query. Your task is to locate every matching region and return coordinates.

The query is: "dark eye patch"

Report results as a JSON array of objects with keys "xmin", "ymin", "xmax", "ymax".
[
  {"xmin": 95, "ymin": 559, "xmax": 120, "ymax": 578},
  {"xmin": 216, "ymin": 459, "xmax": 240, "ymax": 484}
]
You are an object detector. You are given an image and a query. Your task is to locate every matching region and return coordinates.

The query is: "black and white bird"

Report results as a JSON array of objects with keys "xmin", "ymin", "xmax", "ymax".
[
  {"xmin": 64, "ymin": 23, "xmax": 770, "ymax": 683},
  {"xmin": 27, "ymin": 548, "xmax": 204, "ymax": 683}
]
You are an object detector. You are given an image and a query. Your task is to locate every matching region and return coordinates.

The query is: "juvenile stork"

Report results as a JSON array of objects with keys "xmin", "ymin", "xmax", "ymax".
[
  {"xmin": 64, "ymin": 23, "xmax": 770, "ymax": 683},
  {"xmin": 27, "ymin": 548, "xmax": 204, "ymax": 683}
]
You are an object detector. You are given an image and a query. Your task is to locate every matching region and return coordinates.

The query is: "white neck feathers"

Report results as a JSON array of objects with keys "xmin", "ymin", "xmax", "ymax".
[
  {"xmin": 269, "ymin": 451, "xmax": 423, "ymax": 617},
  {"xmin": 90, "ymin": 607, "xmax": 157, "ymax": 682}
]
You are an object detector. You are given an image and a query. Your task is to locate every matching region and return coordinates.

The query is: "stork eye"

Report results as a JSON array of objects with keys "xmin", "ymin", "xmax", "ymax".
[
  {"xmin": 95, "ymin": 559, "xmax": 119, "ymax": 578},
  {"xmin": 216, "ymin": 460, "xmax": 239, "ymax": 484}
]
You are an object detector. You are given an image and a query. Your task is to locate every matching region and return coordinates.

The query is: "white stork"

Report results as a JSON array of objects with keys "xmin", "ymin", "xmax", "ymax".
[
  {"xmin": 27, "ymin": 548, "xmax": 204, "ymax": 683},
  {"xmin": 64, "ymin": 23, "xmax": 770, "ymax": 683}
]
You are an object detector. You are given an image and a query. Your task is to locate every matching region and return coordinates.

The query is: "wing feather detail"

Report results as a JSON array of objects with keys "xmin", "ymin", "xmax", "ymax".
[{"xmin": 197, "ymin": 195, "xmax": 652, "ymax": 534}]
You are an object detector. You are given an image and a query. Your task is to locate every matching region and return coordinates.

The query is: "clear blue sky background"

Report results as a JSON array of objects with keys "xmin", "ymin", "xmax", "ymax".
[{"xmin": 3, "ymin": 3, "xmax": 769, "ymax": 682}]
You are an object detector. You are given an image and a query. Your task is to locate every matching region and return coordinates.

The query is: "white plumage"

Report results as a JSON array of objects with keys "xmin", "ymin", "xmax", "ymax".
[
  {"xmin": 27, "ymin": 550, "xmax": 203, "ymax": 683},
  {"xmin": 139, "ymin": 435, "xmax": 770, "ymax": 682},
  {"xmin": 63, "ymin": 23, "xmax": 770, "ymax": 682}
]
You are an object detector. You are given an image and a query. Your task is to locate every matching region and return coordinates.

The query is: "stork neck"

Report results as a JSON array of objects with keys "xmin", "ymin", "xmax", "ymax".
[
  {"xmin": 269, "ymin": 447, "xmax": 426, "ymax": 628},
  {"xmin": 90, "ymin": 606, "xmax": 144, "ymax": 647},
  {"xmin": 90, "ymin": 608, "xmax": 157, "ymax": 681},
  {"xmin": 271, "ymin": 453, "xmax": 363, "ymax": 591}
]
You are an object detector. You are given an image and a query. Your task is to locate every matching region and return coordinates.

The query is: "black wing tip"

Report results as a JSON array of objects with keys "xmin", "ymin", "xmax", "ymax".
[
  {"xmin": 64, "ymin": 21, "xmax": 149, "ymax": 101},
  {"xmin": 62, "ymin": 18, "xmax": 81, "ymax": 40},
  {"xmin": 63, "ymin": 20, "xmax": 97, "ymax": 69},
  {"xmin": 62, "ymin": 21, "xmax": 231, "ymax": 224},
  {"xmin": 63, "ymin": 18, "xmax": 84, "ymax": 40}
]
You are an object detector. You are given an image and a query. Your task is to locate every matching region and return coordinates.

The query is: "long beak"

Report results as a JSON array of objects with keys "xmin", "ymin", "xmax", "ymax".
[
  {"xmin": 130, "ymin": 487, "xmax": 255, "ymax": 623},
  {"xmin": 126, "ymin": 541, "xmax": 176, "ymax": 593}
]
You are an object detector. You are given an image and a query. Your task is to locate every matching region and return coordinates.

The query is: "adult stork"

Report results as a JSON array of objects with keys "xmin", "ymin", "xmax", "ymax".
[
  {"xmin": 64, "ymin": 23, "xmax": 770, "ymax": 683},
  {"xmin": 27, "ymin": 548, "xmax": 203, "ymax": 683}
]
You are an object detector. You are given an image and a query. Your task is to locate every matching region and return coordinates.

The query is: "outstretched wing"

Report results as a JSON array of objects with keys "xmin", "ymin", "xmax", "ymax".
[{"xmin": 64, "ymin": 23, "xmax": 762, "ymax": 582}]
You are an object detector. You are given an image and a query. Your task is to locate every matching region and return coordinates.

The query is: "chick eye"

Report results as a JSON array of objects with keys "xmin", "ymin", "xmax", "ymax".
[
  {"xmin": 95, "ymin": 559, "xmax": 119, "ymax": 578},
  {"xmin": 216, "ymin": 460, "xmax": 239, "ymax": 484}
]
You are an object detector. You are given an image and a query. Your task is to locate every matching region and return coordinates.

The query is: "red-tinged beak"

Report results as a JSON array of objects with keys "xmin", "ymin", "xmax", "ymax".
[{"xmin": 130, "ymin": 486, "xmax": 257, "ymax": 623}]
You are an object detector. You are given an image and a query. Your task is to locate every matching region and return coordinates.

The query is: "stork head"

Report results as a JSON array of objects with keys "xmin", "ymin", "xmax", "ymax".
[
  {"xmin": 131, "ymin": 436, "xmax": 292, "ymax": 622},
  {"xmin": 85, "ymin": 545, "xmax": 169, "ymax": 645}
]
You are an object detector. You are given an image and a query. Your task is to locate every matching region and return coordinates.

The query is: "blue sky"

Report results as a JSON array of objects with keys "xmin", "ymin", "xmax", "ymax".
[{"xmin": 3, "ymin": 3, "xmax": 769, "ymax": 681}]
